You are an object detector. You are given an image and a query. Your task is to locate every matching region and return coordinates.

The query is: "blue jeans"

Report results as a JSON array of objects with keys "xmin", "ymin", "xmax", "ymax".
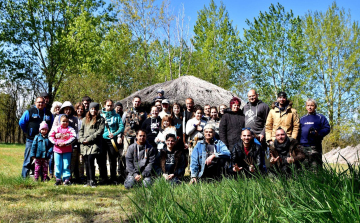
[
  {"xmin": 22, "ymin": 139, "xmax": 34, "ymax": 178},
  {"xmin": 124, "ymin": 174, "xmax": 152, "ymax": 189},
  {"xmin": 54, "ymin": 152, "xmax": 72, "ymax": 181}
]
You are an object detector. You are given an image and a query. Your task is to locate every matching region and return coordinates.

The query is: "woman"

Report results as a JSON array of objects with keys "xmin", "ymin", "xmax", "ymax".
[
  {"xmin": 79, "ymin": 102, "xmax": 105, "ymax": 187},
  {"xmin": 186, "ymin": 105, "xmax": 207, "ymax": 157},
  {"xmin": 74, "ymin": 102, "xmax": 86, "ymax": 183},
  {"xmin": 101, "ymin": 99, "xmax": 124, "ymax": 184},
  {"xmin": 171, "ymin": 102, "xmax": 184, "ymax": 147},
  {"xmin": 155, "ymin": 115, "xmax": 177, "ymax": 151},
  {"xmin": 156, "ymin": 134, "xmax": 186, "ymax": 184},
  {"xmin": 218, "ymin": 104, "xmax": 227, "ymax": 119},
  {"xmin": 49, "ymin": 101, "xmax": 62, "ymax": 178},
  {"xmin": 219, "ymin": 97, "xmax": 245, "ymax": 151},
  {"xmin": 141, "ymin": 106, "xmax": 162, "ymax": 148},
  {"xmin": 207, "ymin": 106, "xmax": 220, "ymax": 138}
]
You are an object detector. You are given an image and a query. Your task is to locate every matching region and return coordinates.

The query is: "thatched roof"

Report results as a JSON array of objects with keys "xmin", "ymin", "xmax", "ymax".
[{"xmin": 120, "ymin": 75, "xmax": 245, "ymax": 108}]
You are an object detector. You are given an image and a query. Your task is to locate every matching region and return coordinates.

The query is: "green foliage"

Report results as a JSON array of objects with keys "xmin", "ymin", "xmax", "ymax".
[
  {"xmin": 129, "ymin": 165, "xmax": 360, "ymax": 222},
  {"xmin": 191, "ymin": 0, "xmax": 244, "ymax": 89},
  {"xmin": 243, "ymin": 3, "xmax": 306, "ymax": 103}
]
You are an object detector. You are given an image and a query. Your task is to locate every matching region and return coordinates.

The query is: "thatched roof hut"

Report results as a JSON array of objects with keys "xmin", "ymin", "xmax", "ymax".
[{"xmin": 120, "ymin": 75, "xmax": 245, "ymax": 109}]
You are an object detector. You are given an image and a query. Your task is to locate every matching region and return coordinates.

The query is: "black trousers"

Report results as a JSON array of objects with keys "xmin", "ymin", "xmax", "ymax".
[
  {"xmin": 83, "ymin": 154, "xmax": 98, "ymax": 182},
  {"xmin": 103, "ymin": 139, "xmax": 119, "ymax": 180}
]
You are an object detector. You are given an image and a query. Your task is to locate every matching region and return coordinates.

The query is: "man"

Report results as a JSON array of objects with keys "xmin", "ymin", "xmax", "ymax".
[
  {"xmin": 154, "ymin": 100, "xmax": 162, "ymax": 112},
  {"xmin": 39, "ymin": 92, "xmax": 50, "ymax": 110},
  {"xmin": 244, "ymin": 90, "xmax": 270, "ymax": 143},
  {"xmin": 122, "ymin": 96, "xmax": 147, "ymax": 156},
  {"xmin": 159, "ymin": 99, "xmax": 171, "ymax": 119},
  {"xmin": 124, "ymin": 130, "xmax": 155, "ymax": 189},
  {"xmin": 299, "ymin": 99, "xmax": 330, "ymax": 169},
  {"xmin": 203, "ymin": 104, "xmax": 211, "ymax": 121},
  {"xmin": 114, "ymin": 101, "xmax": 124, "ymax": 117},
  {"xmin": 269, "ymin": 128, "xmax": 305, "ymax": 175},
  {"xmin": 82, "ymin": 96, "xmax": 92, "ymax": 113},
  {"xmin": 232, "ymin": 128, "xmax": 263, "ymax": 176},
  {"xmin": 265, "ymin": 92, "xmax": 300, "ymax": 144},
  {"xmin": 190, "ymin": 124, "xmax": 230, "ymax": 183},
  {"xmin": 183, "ymin": 97, "xmax": 195, "ymax": 148},
  {"xmin": 19, "ymin": 96, "xmax": 54, "ymax": 178}
]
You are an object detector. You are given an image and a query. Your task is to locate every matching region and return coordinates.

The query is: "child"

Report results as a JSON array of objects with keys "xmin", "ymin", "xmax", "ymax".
[
  {"xmin": 30, "ymin": 121, "xmax": 53, "ymax": 181},
  {"xmin": 49, "ymin": 115, "xmax": 76, "ymax": 186}
]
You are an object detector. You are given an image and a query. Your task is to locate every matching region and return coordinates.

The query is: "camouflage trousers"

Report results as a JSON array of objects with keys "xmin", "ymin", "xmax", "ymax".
[{"xmin": 301, "ymin": 146, "xmax": 323, "ymax": 170}]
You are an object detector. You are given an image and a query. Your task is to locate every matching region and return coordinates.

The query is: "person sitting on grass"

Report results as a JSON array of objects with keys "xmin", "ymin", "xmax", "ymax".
[
  {"xmin": 269, "ymin": 128, "xmax": 305, "ymax": 176},
  {"xmin": 232, "ymin": 128, "xmax": 263, "ymax": 177},
  {"xmin": 49, "ymin": 115, "xmax": 76, "ymax": 186},
  {"xmin": 30, "ymin": 121, "xmax": 53, "ymax": 182},
  {"xmin": 190, "ymin": 124, "xmax": 230, "ymax": 183},
  {"xmin": 125, "ymin": 130, "xmax": 156, "ymax": 189},
  {"xmin": 155, "ymin": 133, "xmax": 187, "ymax": 184}
]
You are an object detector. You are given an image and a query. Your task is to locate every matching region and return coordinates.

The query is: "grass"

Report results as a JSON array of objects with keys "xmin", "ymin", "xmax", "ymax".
[{"xmin": 1, "ymin": 143, "xmax": 360, "ymax": 222}]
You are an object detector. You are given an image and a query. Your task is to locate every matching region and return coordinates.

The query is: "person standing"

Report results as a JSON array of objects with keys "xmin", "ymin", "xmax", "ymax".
[
  {"xmin": 19, "ymin": 96, "xmax": 54, "ymax": 178},
  {"xmin": 74, "ymin": 102, "xmax": 86, "ymax": 183},
  {"xmin": 101, "ymin": 99, "xmax": 124, "ymax": 184},
  {"xmin": 114, "ymin": 101, "xmax": 124, "ymax": 117},
  {"xmin": 203, "ymin": 104, "xmax": 211, "ymax": 121},
  {"xmin": 159, "ymin": 99, "xmax": 171, "ymax": 119},
  {"xmin": 82, "ymin": 96, "xmax": 92, "ymax": 113},
  {"xmin": 299, "ymin": 99, "xmax": 330, "ymax": 169},
  {"xmin": 207, "ymin": 106, "xmax": 220, "ymax": 138},
  {"xmin": 171, "ymin": 102, "xmax": 184, "ymax": 147},
  {"xmin": 141, "ymin": 106, "xmax": 161, "ymax": 149},
  {"xmin": 183, "ymin": 98, "xmax": 195, "ymax": 148},
  {"xmin": 265, "ymin": 92, "xmax": 300, "ymax": 144}
]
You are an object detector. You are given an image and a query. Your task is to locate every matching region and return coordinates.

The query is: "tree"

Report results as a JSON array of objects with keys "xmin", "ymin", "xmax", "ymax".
[
  {"xmin": 0, "ymin": 0, "xmax": 113, "ymax": 102},
  {"xmin": 191, "ymin": 0, "xmax": 243, "ymax": 89},
  {"xmin": 243, "ymin": 3, "xmax": 306, "ymax": 102},
  {"xmin": 303, "ymin": 2, "xmax": 360, "ymax": 130}
]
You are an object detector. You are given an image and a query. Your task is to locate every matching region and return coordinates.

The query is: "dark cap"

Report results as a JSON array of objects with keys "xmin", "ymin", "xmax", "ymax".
[
  {"xmin": 277, "ymin": 92, "xmax": 287, "ymax": 98},
  {"xmin": 39, "ymin": 92, "xmax": 49, "ymax": 98},
  {"xmin": 114, "ymin": 101, "xmax": 123, "ymax": 107},
  {"xmin": 89, "ymin": 102, "xmax": 99, "ymax": 110},
  {"xmin": 157, "ymin": 89, "xmax": 164, "ymax": 94}
]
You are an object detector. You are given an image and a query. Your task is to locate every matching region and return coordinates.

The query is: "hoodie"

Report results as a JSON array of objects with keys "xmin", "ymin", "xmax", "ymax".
[
  {"xmin": 51, "ymin": 101, "xmax": 79, "ymax": 136},
  {"xmin": 243, "ymin": 100, "xmax": 270, "ymax": 137}
]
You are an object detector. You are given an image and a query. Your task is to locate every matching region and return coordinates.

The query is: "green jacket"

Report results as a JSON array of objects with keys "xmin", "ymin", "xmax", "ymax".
[
  {"xmin": 79, "ymin": 116, "xmax": 105, "ymax": 155},
  {"xmin": 101, "ymin": 109, "xmax": 124, "ymax": 139}
]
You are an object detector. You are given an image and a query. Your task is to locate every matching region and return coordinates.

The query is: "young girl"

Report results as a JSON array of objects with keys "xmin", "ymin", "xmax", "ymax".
[
  {"xmin": 49, "ymin": 115, "xmax": 76, "ymax": 186},
  {"xmin": 30, "ymin": 121, "xmax": 53, "ymax": 181},
  {"xmin": 155, "ymin": 115, "xmax": 177, "ymax": 151},
  {"xmin": 79, "ymin": 102, "xmax": 105, "ymax": 187}
]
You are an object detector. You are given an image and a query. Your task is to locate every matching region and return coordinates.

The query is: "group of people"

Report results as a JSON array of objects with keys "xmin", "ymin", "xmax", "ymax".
[{"xmin": 19, "ymin": 89, "xmax": 330, "ymax": 188}]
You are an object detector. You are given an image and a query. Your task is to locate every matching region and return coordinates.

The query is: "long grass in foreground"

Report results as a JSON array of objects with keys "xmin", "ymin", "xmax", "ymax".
[{"xmin": 129, "ymin": 163, "xmax": 360, "ymax": 222}]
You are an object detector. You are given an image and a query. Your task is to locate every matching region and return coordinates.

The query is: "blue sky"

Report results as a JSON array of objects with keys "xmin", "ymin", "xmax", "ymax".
[{"xmin": 157, "ymin": 0, "xmax": 360, "ymax": 35}]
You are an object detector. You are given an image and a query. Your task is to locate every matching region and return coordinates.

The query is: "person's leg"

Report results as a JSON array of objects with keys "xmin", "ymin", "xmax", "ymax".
[
  {"xmin": 54, "ymin": 152, "xmax": 63, "ymax": 181},
  {"xmin": 62, "ymin": 152, "xmax": 72, "ymax": 182},
  {"xmin": 42, "ymin": 159, "xmax": 49, "ymax": 181},
  {"xmin": 34, "ymin": 159, "xmax": 41, "ymax": 180},
  {"xmin": 21, "ymin": 139, "xmax": 33, "ymax": 178},
  {"xmin": 142, "ymin": 177, "xmax": 152, "ymax": 188},
  {"xmin": 70, "ymin": 146, "xmax": 79, "ymax": 181},
  {"xmin": 105, "ymin": 140, "xmax": 119, "ymax": 182},
  {"xmin": 83, "ymin": 155, "xmax": 90, "ymax": 182},
  {"xmin": 124, "ymin": 174, "xmax": 135, "ymax": 189},
  {"xmin": 96, "ymin": 145, "xmax": 108, "ymax": 184}
]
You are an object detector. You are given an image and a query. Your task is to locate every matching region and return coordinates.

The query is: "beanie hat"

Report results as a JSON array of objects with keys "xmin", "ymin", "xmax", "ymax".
[
  {"xmin": 89, "ymin": 102, "xmax": 99, "ymax": 110},
  {"xmin": 157, "ymin": 89, "xmax": 164, "ymax": 95},
  {"xmin": 277, "ymin": 92, "xmax": 287, "ymax": 98},
  {"xmin": 114, "ymin": 101, "xmax": 123, "ymax": 107},
  {"xmin": 204, "ymin": 124, "xmax": 215, "ymax": 131},
  {"xmin": 39, "ymin": 121, "xmax": 49, "ymax": 131}
]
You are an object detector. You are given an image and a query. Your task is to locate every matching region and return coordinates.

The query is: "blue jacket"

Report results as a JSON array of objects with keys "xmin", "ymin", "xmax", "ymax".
[
  {"xmin": 19, "ymin": 107, "xmax": 54, "ymax": 140},
  {"xmin": 101, "ymin": 109, "xmax": 124, "ymax": 139},
  {"xmin": 30, "ymin": 133, "xmax": 53, "ymax": 159},
  {"xmin": 299, "ymin": 113, "xmax": 330, "ymax": 147},
  {"xmin": 190, "ymin": 139, "xmax": 231, "ymax": 178}
]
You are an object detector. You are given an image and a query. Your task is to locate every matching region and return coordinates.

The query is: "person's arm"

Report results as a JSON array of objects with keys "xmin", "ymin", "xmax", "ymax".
[
  {"xmin": 186, "ymin": 119, "xmax": 196, "ymax": 135},
  {"xmin": 214, "ymin": 140, "xmax": 231, "ymax": 159},
  {"xmin": 265, "ymin": 111, "xmax": 274, "ymax": 141},
  {"xmin": 142, "ymin": 147, "xmax": 156, "ymax": 177},
  {"xmin": 318, "ymin": 115, "xmax": 331, "ymax": 138},
  {"xmin": 51, "ymin": 116, "xmax": 60, "ymax": 132},
  {"xmin": 86, "ymin": 118, "xmax": 105, "ymax": 143},
  {"xmin": 19, "ymin": 110, "xmax": 29, "ymax": 133},
  {"xmin": 29, "ymin": 135, "xmax": 38, "ymax": 158},
  {"xmin": 219, "ymin": 116, "xmax": 228, "ymax": 148},
  {"xmin": 122, "ymin": 112, "xmax": 127, "ymax": 125},
  {"xmin": 112, "ymin": 115, "xmax": 125, "ymax": 137},
  {"xmin": 48, "ymin": 128, "xmax": 58, "ymax": 145},
  {"xmin": 261, "ymin": 105, "xmax": 270, "ymax": 137},
  {"xmin": 190, "ymin": 143, "xmax": 200, "ymax": 178},
  {"xmin": 125, "ymin": 145, "xmax": 139, "ymax": 177},
  {"xmin": 78, "ymin": 119, "xmax": 86, "ymax": 143},
  {"xmin": 63, "ymin": 127, "xmax": 77, "ymax": 146},
  {"xmin": 291, "ymin": 111, "xmax": 300, "ymax": 139}
]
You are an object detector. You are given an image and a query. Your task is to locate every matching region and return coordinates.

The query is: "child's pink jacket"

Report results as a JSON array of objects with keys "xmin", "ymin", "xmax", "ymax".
[{"xmin": 48, "ymin": 126, "xmax": 76, "ymax": 153}]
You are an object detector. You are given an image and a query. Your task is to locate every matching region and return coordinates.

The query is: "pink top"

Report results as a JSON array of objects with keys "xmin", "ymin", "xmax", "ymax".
[{"xmin": 49, "ymin": 126, "xmax": 76, "ymax": 153}]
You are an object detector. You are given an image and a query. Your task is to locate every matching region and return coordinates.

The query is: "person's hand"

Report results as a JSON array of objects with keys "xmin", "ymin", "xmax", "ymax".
[
  {"xmin": 287, "ymin": 156, "xmax": 294, "ymax": 164},
  {"xmin": 79, "ymin": 155, "xmax": 83, "ymax": 163},
  {"xmin": 233, "ymin": 163, "xmax": 242, "ymax": 172},
  {"xmin": 270, "ymin": 153, "xmax": 280, "ymax": 164},
  {"xmin": 55, "ymin": 133, "xmax": 62, "ymax": 139},
  {"xmin": 189, "ymin": 178, "xmax": 197, "ymax": 184},
  {"xmin": 168, "ymin": 174, "xmax": 174, "ymax": 180},
  {"xmin": 205, "ymin": 154, "xmax": 215, "ymax": 165},
  {"xmin": 196, "ymin": 125, "xmax": 202, "ymax": 131},
  {"xmin": 117, "ymin": 137, "xmax": 122, "ymax": 144},
  {"xmin": 109, "ymin": 133, "xmax": 114, "ymax": 139},
  {"xmin": 162, "ymin": 174, "xmax": 168, "ymax": 180},
  {"xmin": 57, "ymin": 142, "xmax": 65, "ymax": 147},
  {"xmin": 135, "ymin": 174, "xmax": 142, "ymax": 182},
  {"xmin": 259, "ymin": 134, "xmax": 264, "ymax": 142},
  {"xmin": 196, "ymin": 120, "xmax": 201, "ymax": 126},
  {"xmin": 249, "ymin": 165, "xmax": 255, "ymax": 172},
  {"xmin": 184, "ymin": 143, "xmax": 189, "ymax": 149},
  {"xmin": 82, "ymin": 141, "xmax": 88, "ymax": 145}
]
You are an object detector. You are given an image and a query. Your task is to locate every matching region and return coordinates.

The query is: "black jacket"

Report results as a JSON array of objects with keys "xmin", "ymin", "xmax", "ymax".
[
  {"xmin": 231, "ymin": 139, "xmax": 262, "ymax": 175},
  {"xmin": 219, "ymin": 108, "xmax": 245, "ymax": 150}
]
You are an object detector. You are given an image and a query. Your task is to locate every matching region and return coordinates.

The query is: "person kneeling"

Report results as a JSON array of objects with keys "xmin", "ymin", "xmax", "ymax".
[
  {"xmin": 232, "ymin": 128, "xmax": 263, "ymax": 177},
  {"xmin": 125, "ymin": 130, "xmax": 155, "ymax": 189},
  {"xmin": 269, "ymin": 128, "xmax": 305, "ymax": 175},
  {"xmin": 190, "ymin": 124, "xmax": 230, "ymax": 183},
  {"xmin": 156, "ymin": 133, "xmax": 186, "ymax": 184}
]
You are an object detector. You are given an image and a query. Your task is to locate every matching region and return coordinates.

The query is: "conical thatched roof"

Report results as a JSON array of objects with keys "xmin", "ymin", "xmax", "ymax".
[{"xmin": 120, "ymin": 75, "xmax": 245, "ymax": 108}]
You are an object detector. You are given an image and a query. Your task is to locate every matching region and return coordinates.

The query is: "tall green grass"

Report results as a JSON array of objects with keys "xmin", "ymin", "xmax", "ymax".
[{"xmin": 129, "ymin": 163, "xmax": 360, "ymax": 222}]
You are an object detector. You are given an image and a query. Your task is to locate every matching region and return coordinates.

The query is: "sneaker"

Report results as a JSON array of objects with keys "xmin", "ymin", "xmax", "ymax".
[
  {"xmin": 83, "ymin": 181, "xmax": 90, "ymax": 187},
  {"xmin": 54, "ymin": 179, "xmax": 61, "ymax": 186},
  {"xmin": 64, "ymin": 180, "xmax": 71, "ymax": 186},
  {"xmin": 90, "ymin": 180, "xmax": 97, "ymax": 188}
]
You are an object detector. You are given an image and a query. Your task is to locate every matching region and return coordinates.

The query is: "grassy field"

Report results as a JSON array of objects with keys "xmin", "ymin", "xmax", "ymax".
[{"xmin": 1, "ymin": 143, "xmax": 360, "ymax": 222}]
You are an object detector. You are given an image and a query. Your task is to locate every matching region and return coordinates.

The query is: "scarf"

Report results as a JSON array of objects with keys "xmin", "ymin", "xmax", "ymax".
[{"xmin": 274, "ymin": 137, "xmax": 291, "ymax": 156}]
